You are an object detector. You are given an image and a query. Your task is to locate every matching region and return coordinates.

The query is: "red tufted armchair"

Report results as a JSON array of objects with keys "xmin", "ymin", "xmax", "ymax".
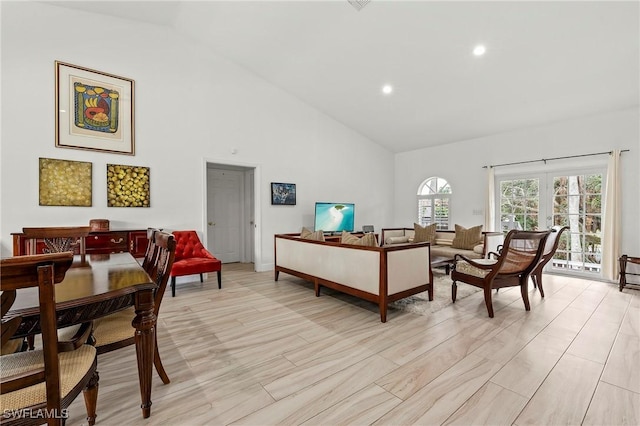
[{"xmin": 170, "ymin": 230, "xmax": 222, "ymax": 297}]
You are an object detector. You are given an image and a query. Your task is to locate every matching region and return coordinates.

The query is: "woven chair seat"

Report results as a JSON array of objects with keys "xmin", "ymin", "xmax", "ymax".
[
  {"xmin": 455, "ymin": 259, "xmax": 497, "ymax": 278},
  {"xmin": 0, "ymin": 345, "xmax": 96, "ymax": 411},
  {"xmin": 92, "ymin": 308, "xmax": 137, "ymax": 347},
  {"xmin": 58, "ymin": 308, "xmax": 136, "ymax": 348},
  {"xmin": 1, "ymin": 338, "xmax": 24, "ymax": 355}
]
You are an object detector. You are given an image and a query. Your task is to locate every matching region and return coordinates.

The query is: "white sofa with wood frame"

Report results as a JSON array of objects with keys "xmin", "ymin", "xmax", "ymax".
[
  {"xmin": 274, "ymin": 233, "xmax": 432, "ymax": 322},
  {"xmin": 381, "ymin": 228, "xmax": 504, "ymax": 260}
]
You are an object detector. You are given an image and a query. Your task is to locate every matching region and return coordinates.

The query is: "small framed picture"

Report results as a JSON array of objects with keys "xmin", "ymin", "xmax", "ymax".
[{"xmin": 271, "ymin": 182, "xmax": 296, "ymax": 205}]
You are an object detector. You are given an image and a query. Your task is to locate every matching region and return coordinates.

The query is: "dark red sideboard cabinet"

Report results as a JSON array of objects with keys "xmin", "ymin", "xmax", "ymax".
[{"xmin": 12, "ymin": 229, "xmax": 149, "ymax": 258}]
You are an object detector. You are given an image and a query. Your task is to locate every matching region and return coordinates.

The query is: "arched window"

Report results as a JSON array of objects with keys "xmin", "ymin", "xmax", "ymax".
[{"xmin": 417, "ymin": 177, "xmax": 451, "ymax": 229}]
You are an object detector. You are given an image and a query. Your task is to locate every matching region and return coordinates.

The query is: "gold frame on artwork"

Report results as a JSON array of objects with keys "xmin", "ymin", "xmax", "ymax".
[
  {"xmin": 55, "ymin": 61, "xmax": 135, "ymax": 155},
  {"xmin": 39, "ymin": 157, "xmax": 92, "ymax": 206},
  {"xmin": 107, "ymin": 164, "xmax": 150, "ymax": 207}
]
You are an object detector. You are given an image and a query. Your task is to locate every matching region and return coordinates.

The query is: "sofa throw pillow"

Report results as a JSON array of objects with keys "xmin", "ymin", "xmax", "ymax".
[
  {"xmin": 301, "ymin": 227, "xmax": 325, "ymax": 242},
  {"xmin": 359, "ymin": 233, "xmax": 378, "ymax": 247},
  {"xmin": 413, "ymin": 223, "xmax": 436, "ymax": 244},
  {"xmin": 452, "ymin": 224, "xmax": 483, "ymax": 250},
  {"xmin": 473, "ymin": 244, "xmax": 485, "ymax": 255},
  {"xmin": 341, "ymin": 231, "xmax": 377, "ymax": 247},
  {"xmin": 385, "ymin": 236, "xmax": 410, "ymax": 245},
  {"xmin": 340, "ymin": 230, "xmax": 357, "ymax": 244}
]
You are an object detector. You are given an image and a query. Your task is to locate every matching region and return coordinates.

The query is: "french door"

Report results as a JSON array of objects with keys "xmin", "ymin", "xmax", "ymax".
[{"xmin": 497, "ymin": 168, "xmax": 605, "ymax": 277}]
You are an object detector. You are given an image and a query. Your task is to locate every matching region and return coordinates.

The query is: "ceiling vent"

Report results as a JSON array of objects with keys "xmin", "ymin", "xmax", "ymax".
[{"xmin": 348, "ymin": 0, "xmax": 371, "ymax": 11}]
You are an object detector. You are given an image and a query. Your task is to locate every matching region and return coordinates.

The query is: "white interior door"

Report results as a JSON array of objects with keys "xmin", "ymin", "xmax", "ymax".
[
  {"xmin": 244, "ymin": 169, "xmax": 255, "ymax": 263},
  {"xmin": 207, "ymin": 168, "xmax": 243, "ymax": 263}
]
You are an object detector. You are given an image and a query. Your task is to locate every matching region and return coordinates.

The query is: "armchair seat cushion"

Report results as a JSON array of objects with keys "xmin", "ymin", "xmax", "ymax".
[
  {"xmin": 171, "ymin": 257, "xmax": 221, "ymax": 277},
  {"xmin": 455, "ymin": 259, "xmax": 497, "ymax": 278}
]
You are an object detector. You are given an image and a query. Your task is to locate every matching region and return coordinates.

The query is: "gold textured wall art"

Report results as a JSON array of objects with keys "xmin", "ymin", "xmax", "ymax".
[
  {"xmin": 39, "ymin": 158, "xmax": 92, "ymax": 206},
  {"xmin": 107, "ymin": 164, "xmax": 150, "ymax": 207}
]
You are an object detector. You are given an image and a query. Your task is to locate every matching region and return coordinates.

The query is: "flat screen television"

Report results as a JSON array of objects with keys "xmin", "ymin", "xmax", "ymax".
[{"xmin": 314, "ymin": 202, "xmax": 355, "ymax": 233}]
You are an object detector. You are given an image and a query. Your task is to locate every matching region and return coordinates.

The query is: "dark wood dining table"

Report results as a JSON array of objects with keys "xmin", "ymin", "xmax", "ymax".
[{"xmin": 6, "ymin": 252, "xmax": 158, "ymax": 419}]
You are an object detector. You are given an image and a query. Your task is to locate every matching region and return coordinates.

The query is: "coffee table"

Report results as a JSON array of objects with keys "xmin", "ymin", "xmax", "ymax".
[{"xmin": 431, "ymin": 255, "xmax": 454, "ymax": 275}]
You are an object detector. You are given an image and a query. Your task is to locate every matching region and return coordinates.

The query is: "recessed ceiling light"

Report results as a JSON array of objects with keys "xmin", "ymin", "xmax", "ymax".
[
  {"xmin": 382, "ymin": 84, "xmax": 393, "ymax": 95},
  {"xmin": 473, "ymin": 45, "xmax": 486, "ymax": 56}
]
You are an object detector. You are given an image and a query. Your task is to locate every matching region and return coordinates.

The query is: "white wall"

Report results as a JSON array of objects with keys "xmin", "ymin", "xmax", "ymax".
[
  {"xmin": 0, "ymin": 2, "xmax": 394, "ymax": 268},
  {"xmin": 394, "ymin": 108, "xmax": 640, "ymax": 255},
  {"xmin": 3, "ymin": 3, "xmax": 637, "ymax": 270}
]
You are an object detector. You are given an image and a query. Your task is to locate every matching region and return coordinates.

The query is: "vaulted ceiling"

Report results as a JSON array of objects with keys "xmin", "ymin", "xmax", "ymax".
[{"xmin": 47, "ymin": 1, "xmax": 639, "ymax": 153}]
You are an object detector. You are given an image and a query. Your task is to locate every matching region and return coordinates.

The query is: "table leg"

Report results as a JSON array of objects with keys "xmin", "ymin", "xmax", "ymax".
[{"xmin": 133, "ymin": 289, "xmax": 156, "ymax": 418}]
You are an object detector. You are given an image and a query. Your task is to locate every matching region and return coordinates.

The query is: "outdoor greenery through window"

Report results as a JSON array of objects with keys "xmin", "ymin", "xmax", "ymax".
[
  {"xmin": 499, "ymin": 172, "xmax": 604, "ymax": 274},
  {"xmin": 553, "ymin": 174, "xmax": 603, "ymax": 273},
  {"xmin": 500, "ymin": 178, "xmax": 540, "ymax": 231},
  {"xmin": 417, "ymin": 177, "xmax": 450, "ymax": 229}
]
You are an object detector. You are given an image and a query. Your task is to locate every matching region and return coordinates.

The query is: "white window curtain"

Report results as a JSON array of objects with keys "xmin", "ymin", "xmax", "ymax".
[
  {"xmin": 601, "ymin": 150, "xmax": 621, "ymax": 281},
  {"xmin": 484, "ymin": 167, "xmax": 495, "ymax": 232}
]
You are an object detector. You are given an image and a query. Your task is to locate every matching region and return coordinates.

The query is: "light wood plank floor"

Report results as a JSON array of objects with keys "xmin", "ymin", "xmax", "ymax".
[{"xmin": 66, "ymin": 264, "xmax": 640, "ymax": 425}]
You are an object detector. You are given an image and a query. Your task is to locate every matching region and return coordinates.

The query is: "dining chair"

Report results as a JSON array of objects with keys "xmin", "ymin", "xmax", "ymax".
[
  {"xmin": 530, "ymin": 225, "xmax": 569, "ymax": 296},
  {"xmin": 451, "ymin": 229, "xmax": 550, "ymax": 318},
  {"xmin": 21, "ymin": 227, "xmax": 91, "ymax": 351},
  {"xmin": 55, "ymin": 228, "xmax": 162, "ymax": 356},
  {"xmin": 0, "ymin": 252, "xmax": 99, "ymax": 426},
  {"xmin": 70, "ymin": 231, "xmax": 176, "ymax": 386},
  {"xmin": 140, "ymin": 227, "xmax": 160, "ymax": 274},
  {"xmin": 22, "ymin": 226, "xmax": 91, "ymax": 256}
]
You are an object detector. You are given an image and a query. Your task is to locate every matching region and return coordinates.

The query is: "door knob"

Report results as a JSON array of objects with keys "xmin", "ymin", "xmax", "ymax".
[{"xmin": 208, "ymin": 222, "xmax": 215, "ymax": 226}]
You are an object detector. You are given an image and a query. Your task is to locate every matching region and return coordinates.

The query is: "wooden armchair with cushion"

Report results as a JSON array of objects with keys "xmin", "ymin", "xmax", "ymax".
[
  {"xmin": 1, "ymin": 253, "xmax": 99, "ymax": 426},
  {"xmin": 451, "ymin": 229, "xmax": 550, "ymax": 318},
  {"xmin": 530, "ymin": 225, "xmax": 569, "ymax": 296},
  {"xmin": 619, "ymin": 255, "xmax": 640, "ymax": 292},
  {"xmin": 170, "ymin": 230, "xmax": 222, "ymax": 297}
]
